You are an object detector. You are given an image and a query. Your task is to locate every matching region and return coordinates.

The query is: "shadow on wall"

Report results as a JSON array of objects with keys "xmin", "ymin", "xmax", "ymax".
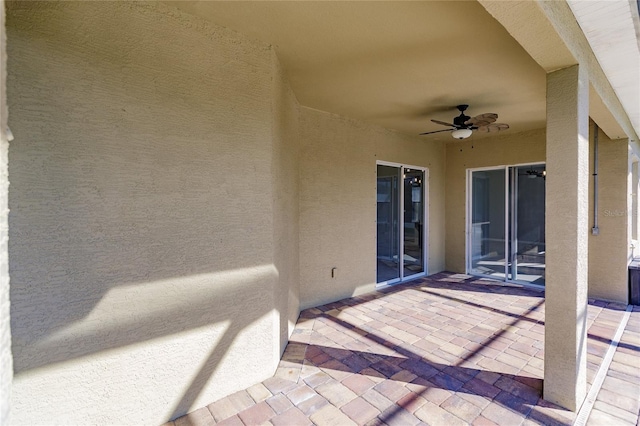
[{"xmin": 9, "ymin": 261, "xmax": 280, "ymax": 419}]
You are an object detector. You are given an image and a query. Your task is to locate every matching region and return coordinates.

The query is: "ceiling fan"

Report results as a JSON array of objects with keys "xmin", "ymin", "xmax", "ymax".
[
  {"xmin": 419, "ymin": 104, "xmax": 509, "ymax": 139},
  {"xmin": 520, "ymin": 168, "xmax": 546, "ymax": 179}
]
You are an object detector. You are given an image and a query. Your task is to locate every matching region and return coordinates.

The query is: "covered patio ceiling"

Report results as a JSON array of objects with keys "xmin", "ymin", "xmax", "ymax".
[{"xmin": 167, "ymin": 1, "xmax": 548, "ymax": 141}]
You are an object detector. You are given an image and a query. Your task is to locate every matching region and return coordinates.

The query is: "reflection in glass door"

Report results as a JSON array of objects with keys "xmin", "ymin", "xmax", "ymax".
[
  {"xmin": 377, "ymin": 164, "xmax": 426, "ymax": 285},
  {"xmin": 469, "ymin": 169, "xmax": 507, "ymax": 278},
  {"xmin": 512, "ymin": 165, "xmax": 546, "ymax": 284},
  {"xmin": 468, "ymin": 164, "xmax": 546, "ymax": 286}
]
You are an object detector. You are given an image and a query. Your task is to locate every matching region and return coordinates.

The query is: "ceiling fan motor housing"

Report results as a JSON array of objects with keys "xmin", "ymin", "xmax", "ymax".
[
  {"xmin": 454, "ymin": 114, "xmax": 471, "ymax": 128},
  {"xmin": 454, "ymin": 104, "xmax": 471, "ymax": 128}
]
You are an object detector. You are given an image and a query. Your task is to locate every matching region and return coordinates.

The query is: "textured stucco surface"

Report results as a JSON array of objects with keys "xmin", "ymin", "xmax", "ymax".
[
  {"xmin": 444, "ymin": 128, "xmax": 546, "ymax": 273},
  {"xmin": 0, "ymin": 0, "xmax": 12, "ymax": 424},
  {"xmin": 588, "ymin": 129, "xmax": 629, "ymax": 302},
  {"xmin": 7, "ymin": 2, "xmax": 298, "ymax": 424},
  {"xmin": 271, "ymin": 54, "xmax": 300, "ymax": 354},
  {"xmin": 298, "ymin": 108, "xmax": 445, "ymax": 310},
  {"xmin": 543, "ymin": 65, "xmax": 589, "ymax": 411}
]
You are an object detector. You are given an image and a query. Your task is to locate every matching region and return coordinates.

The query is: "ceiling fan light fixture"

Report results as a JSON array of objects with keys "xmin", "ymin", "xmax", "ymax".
[{"xmin": 451, "ymin": 128, "xmax": 472, "ymax": 139}]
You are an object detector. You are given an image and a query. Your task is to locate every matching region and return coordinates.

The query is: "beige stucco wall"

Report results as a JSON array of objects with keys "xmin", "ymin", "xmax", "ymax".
[
  {"xmin": 7, "ymin": 2, "xmax": 298, "ymax": 424},
  {"xmin": 298, "ymin": 108, "xmax": 445, "ymax": 310},
  {"xmin": 0, "ymin": 1, "xmax": 12, "ymax": 424},
  {"xmin": 587, "ymin": 128, "xmax": 629, "ymax": 302},
  {"xmin": 444, "ymin": 129, "xmax": 547, "ymax": 273}
]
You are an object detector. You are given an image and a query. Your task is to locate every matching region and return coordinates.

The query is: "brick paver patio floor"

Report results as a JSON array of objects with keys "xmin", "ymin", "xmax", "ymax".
[{"xmin": 168, "ymin": 272, "xmax": 640, "ymax": 426}]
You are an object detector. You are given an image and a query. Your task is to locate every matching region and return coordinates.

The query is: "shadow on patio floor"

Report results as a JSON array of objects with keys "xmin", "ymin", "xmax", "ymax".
[{"xmin": 169, "ymin": 272, "xmax": 640, "ymax": 426}]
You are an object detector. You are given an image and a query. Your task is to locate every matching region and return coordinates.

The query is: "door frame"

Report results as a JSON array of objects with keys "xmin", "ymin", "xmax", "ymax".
[
  {"xmin": 465, "ymin": 162, "xmax": 546, "ymax": 288},
  {"xmin": 376, "ymin": 160, "xmax": 429, "ymax": 288}
]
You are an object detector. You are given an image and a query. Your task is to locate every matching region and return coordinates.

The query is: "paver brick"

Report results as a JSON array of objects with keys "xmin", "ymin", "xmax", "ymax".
[
  {"xmin": 495, "ymin": 352, "xmax": 528, "ymax": 370},
  {"xmin": 297, "ymin": 394, "xmax": 330, "ymax": 416},
  {"xmin": 215, "ymin": 415, "xmax": 244, "ymax": 426},
  {"xmin": 494, "ymin": 376, "xmax": 540, "ymax": 404},
  {"xmin": 601, "ymin": 375, "xmax": 640, "ymax": 396},
  {"xmin": 207, "ymin": 397, "xmax": 240, "ymax": 422},
  {"xmin": 303, "ymin": 371, "xmax": 332, "ymax": 388},
  {"xmin": 314, "ymin": 381, "xmax": 358, "ymax": 407},
  {"xmin": 319, "ymin": 359, "xmax": 353, "ymax": 381},
  {"xmin": 227, "ymin": 390, "xmax": 255, "ymax": 412},
  {"xmin": 371, "ymin": 360, "xmax": 403, "ymax": 378},
  {"xmin": 428, "ymin": 371, "xmax": 464, "ymax": 392},
  {"xmin": 237, "ymin": 401, "xmax": 275, "ymax": 426},
  {"xmin": 443, "ymin": 365, "xmax": 479, "ymax": 383},
  {"xmin": 271, "ymin": 407, "xmax": 313, "ymax": 426},
  {"xmin": 441, "ymin": 394, "xmax": 483, "ymax": 423},
  {"xmin": 390, "ymin": 369, "xmax": 417, "ymax": 384},
  {"xmin": 286, "ymin": 384, "xmax": 317, "ymax": 405},
  {"xmin": 377, "ymin": 404, "xmax": 421, "ymax": 426},
  {"xmin": 266, "ymin": 394, "xmax": 293, "ymax": 414},
  {"xmin": 374, "ymin": 379, "xmax": 411, "ymax": 402},
  {"xmin": 309, "ymin": 404, "xmax": 357, "ymax": 426},
  {"xmin": 415, "ymin": 401, "xmax": 467, "ymax": 426},
  {"xmin": 341, "ymin": 397, "xmax": 380, "ymax": 424},
  {"xmin": 596, "ymin": 388, "xmax": 640, "ymax": 414},
  {"xmin": 341, "ymin": 353, "xmax": 373, "ymax": 372},
  {"xmin": 593, "ymin": 400, "xmax": 640, "ymax": 424},
  {"xmin": 360, "ymin": 367, "xmax": 387, "ymax": 382},
  {"xmin": 458, "ymin": 391, "xmax": 491, "ymax": 410},
  {"xmin": 526, "ymin": 400, "xmax": 574, "ymax": 426},
  {"xmin": 362, "ymin": 388, "xmax": 395, "ymax": 412},
  {"xmin": 419, "ymin": 384, "xmax": 453, "ymax": 405},
  {"xmin": 481, "ymin": 400, "xmax": 526, "ymax": 426},
  {"xmin": 472, "ymin": 415, "xmax": 500, "ymax": 426},
  {"xmin": 493, "ymin": 390, "xmax": 532, "ymax": 418},
  {"xmin": 263, "ymin": 376, "xmax": 298, "ymax": 394},
  {"xmin": 396, "ymin": 392, "xmax": 427, "ymax": 413},
  {"xmin": 246, "ymin": 382, "xmax": 272, "ymax": 403},
  {"xmin": 588, "ymin": 409, "xmax": 635, "ymax": 426},
  {"xmin": 342, "ymin": 373, "xmax": 376, "ymax": 394},
  {"xmin": 174, "ymin": 407, "xmax": 215, "ymax": 426}
]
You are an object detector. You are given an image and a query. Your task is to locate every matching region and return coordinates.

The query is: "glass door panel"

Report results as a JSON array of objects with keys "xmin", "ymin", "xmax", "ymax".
[
  {"xmin": 469, "ymin": 169, "xmax": 507, "ymax": 278},
  {"xmin": 513, "ymin": 165, "xmax": 546, "ymax": 285},
  {"xmin": 403, "ymin": 168, "xmax": 424, "ymax": 278},
  {"xmin": 377, "ymin": 165, "xmax": 400, "ymax": 283}
]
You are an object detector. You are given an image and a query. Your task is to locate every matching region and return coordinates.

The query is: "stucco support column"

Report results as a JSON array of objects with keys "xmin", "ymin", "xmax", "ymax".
[
  {"xmin": 0, "ymin": 0, "xmax": 12, "ymax": 424},
  {"xmin": 544, "ymin": 64, "xmax": 589, "ymax": 411}
]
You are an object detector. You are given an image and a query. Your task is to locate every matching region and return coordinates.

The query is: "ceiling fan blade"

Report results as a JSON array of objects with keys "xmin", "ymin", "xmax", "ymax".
[
  {"xmin": 431, "ymin": 119, "xmax": 456, "ymax": 127},
  {"xmin": 468, "ymin": 119, "xmax": 492, "ymax": 127},
  {"xmin": 419, "ymin": 129, "xmax": 454, "ymax": 135},
  {"xmin": 465, "ymin": 113, "xmax": 498, "ymax": 126},
  {"xmin": 477, "ymin": 123, "xmax": 509, "ymax": 133}
]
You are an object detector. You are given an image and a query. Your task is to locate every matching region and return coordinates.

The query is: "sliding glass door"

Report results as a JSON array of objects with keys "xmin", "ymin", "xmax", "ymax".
[
  {"xmin": 467, "ymin": 164, "xmax": 545, "ymax": 286},
  {"xmin": 377, "ymin": 163, "xmax": 427, "ymax": 285}
]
